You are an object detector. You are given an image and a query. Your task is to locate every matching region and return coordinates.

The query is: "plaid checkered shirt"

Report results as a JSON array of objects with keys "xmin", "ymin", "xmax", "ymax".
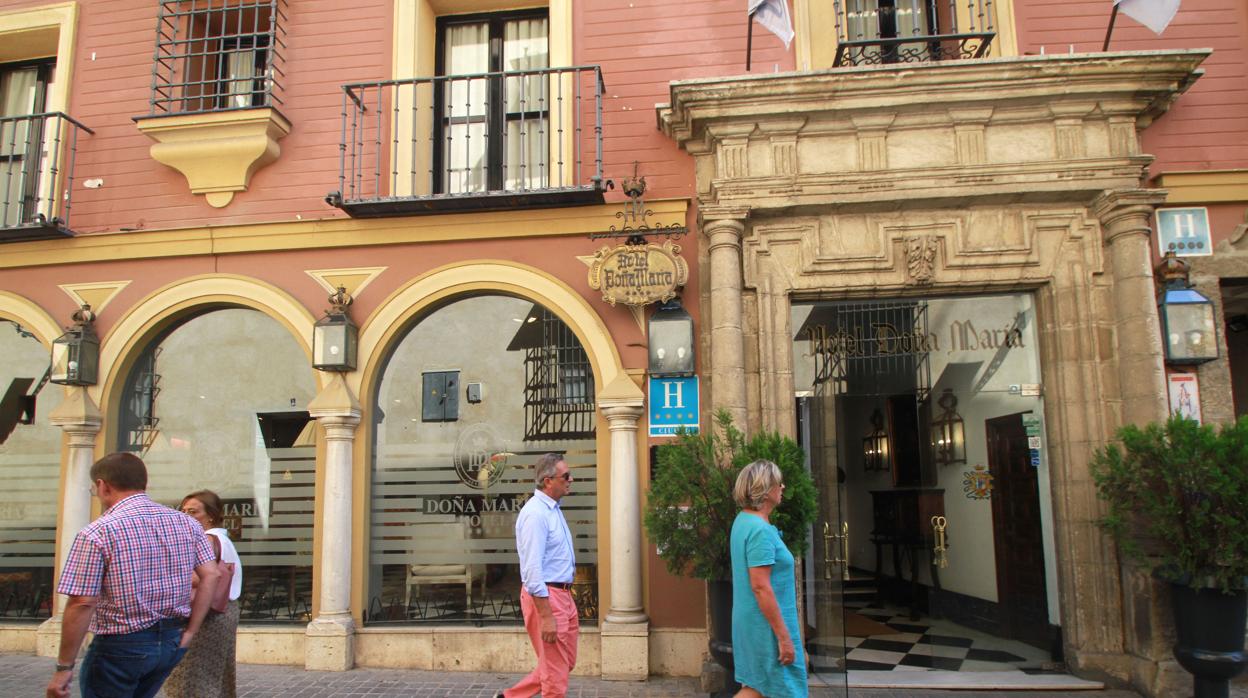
[{"xmin": 57, "ymin": 493, "xmax": 215, "ymax": 635}]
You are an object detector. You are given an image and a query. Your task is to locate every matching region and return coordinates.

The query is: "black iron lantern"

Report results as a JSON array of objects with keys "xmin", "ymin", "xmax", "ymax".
[
  {"xmin": 648, "ymin": 297, "xmax": 694, "ymax": 377},
  {"xmin": 312, "ymin": 287, "xmax": 358, "ymax": 372},
  {"xmin": 51, "ymin": 305, "xmax": 100, "ymax": 386},
  {"xmin": 930, "ymin": 389, "xmax": 966, "ymax": 466},
  {"xmin": 1156, "ymin": 252, "xmax": 1218, "ymax": 365},
  {"xmin": 862, "ymin": 408, "xmax": 889, "ymax": 472}
]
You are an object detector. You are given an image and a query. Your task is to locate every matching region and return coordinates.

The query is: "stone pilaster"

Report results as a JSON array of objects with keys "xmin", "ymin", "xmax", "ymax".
[
  {"xmin": 305, "ymin": 373, "xmax": 361, "ymax": 671},
  {"xmin": 36, "ymin": 387, "xmax": 101, "ymax": 658},
  {"xmin": 1094, "ymin": 189, "xmax": 1170, "ymax": 427},
  {"xmin": 599, "ymin": 395, "xmax": 648, "ymax": 681},
  {"xmin": 703, "ymin": 209, "xmax": 749, "ymax": 431}
]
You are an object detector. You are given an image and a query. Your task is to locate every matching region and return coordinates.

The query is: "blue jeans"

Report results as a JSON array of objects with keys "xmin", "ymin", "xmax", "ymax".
[{"xmin": 80, "ymin": 618, "xmax": 189, "ymax": 698}]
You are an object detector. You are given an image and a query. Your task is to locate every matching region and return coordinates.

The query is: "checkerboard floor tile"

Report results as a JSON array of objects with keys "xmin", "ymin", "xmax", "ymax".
[{"xmin": 807, "ymin": 602, "xmax": 1052, "ymax": 674}]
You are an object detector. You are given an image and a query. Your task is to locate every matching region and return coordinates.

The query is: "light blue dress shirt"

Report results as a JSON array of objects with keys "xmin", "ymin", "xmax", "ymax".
[{"xmin": 515, "ymin": 489, "xmax": 576, "ymax": 598}]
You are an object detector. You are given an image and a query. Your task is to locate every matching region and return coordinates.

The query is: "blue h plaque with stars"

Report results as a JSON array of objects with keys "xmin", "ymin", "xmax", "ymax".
[{"xmin": 649, "ymin": 376, "xmax": 700, "ymax": 437}]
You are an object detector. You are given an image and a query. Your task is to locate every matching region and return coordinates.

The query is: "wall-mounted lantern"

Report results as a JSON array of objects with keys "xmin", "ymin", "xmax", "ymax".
[
  {"xmin": 1155, "ymin": 251, "xmax": 1218, "ymax": 365},
  {"xmin": 930, "ymin": 388, "xmax": 966, "ymax": 466},
  {"xmin": 51, "ymin": 305, "xmax": 99, "ymax": 386},
  {"xmin": 648, "ymin": 297, "xmax": 695, "ymax": 377},
  {"xmin": 862, "ymin": 408, "xmax": 889, "ymax": 472},
  {"xmin": 312, "ymin": 287, "xmax": 358, "ymax": 372}
]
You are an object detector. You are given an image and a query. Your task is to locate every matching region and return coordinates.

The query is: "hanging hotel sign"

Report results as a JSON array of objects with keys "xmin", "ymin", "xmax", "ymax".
[{"xmin": 586, "ymin": 240, "xmax": 688, "ymax": 307}]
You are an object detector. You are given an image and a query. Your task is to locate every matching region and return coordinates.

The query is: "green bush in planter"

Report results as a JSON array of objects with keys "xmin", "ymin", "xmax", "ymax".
[
  {"xmin": 644, "ymin": 410, "xmax": 818, "ymax": 581},
  {"xmin": 1090, "ymin": 415, "xmax": 1248, "ymax": 593}
]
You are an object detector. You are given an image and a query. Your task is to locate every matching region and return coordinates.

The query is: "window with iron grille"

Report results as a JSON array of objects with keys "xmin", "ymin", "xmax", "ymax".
[
  {"xmin": 435, "ymin": 9, "xmax": 549, "ymax": 194},
  {"xmin": 0, "ymin": 59, "xmax": 52, "ymax": 228},
  {"xmin": 150, "ymin": 0, "xmax": 286, "ymax": 115},
  {"xmin": 507, "ymin": 305, "xmax": 595, "ymax": 441}
]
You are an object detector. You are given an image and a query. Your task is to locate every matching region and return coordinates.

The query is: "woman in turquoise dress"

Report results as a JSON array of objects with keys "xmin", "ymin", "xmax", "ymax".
[{"xmin": 730, "ymin": 459, "xmax": 808, "ymax": 698}]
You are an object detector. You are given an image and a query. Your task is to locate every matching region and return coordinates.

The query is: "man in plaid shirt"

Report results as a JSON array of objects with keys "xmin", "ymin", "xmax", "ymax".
[{"xmin": 46, "ymin": 452, "xmax": 221, "ymax": 698}]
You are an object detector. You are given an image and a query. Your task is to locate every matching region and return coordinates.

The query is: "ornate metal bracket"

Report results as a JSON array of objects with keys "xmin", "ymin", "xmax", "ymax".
[{"xmin": 590, "ymin": 162, "xmax": 688, "ymax": 244}]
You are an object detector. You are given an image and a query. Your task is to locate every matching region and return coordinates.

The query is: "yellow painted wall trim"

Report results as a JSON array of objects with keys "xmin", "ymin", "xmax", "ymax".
[
  {"xmin": 134, "ymin": 108, "xmax": 292, "ymax": 208},
  {"xmin": 96, "ymin": 275, "xmax": 320, "ymax": 438},
  {"xmin": 0, "ymin": 3, "xmax": 77, "ymax": 113},
  {"xmin": 1156, "ymin": 169, "xmax": 1248, "ymax": 205},
  {"xmin": 0, "ymin": 290, "xmax": 61, "ymax": 345},
  {"xmin": 0, "ymin": 199, "xmax": 690, "ymax": 269}
]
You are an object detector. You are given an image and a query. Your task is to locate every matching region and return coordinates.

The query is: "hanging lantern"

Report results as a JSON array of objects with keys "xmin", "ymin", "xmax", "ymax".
[
  {"xmin": 862, "ymin": 408, "xmax": 889, "ymax": 472},
  {"xmin": 50, "ymin": 305, "xmax": 100, "ymax": 386},
  {"xmin": 931, "ymin": 388, "xmax": 966, "ymax": 466},
  {"xmin": 1155, "ymin": 252, "xmax": 1218, "ymax": 365},
  {"xmin": 312, "ymin": 287, "xmax": 358, "ymax": 372}
]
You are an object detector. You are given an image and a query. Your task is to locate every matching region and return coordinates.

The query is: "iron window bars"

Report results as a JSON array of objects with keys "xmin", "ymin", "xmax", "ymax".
[
  {"xmin": 149, "ymin": 0, "xmax": 287, "ymax": 115},
  {"xmin": 520, "ymin": 306, "xmax": 595, "ymax": 442},
  {"xmin": 329, "ymin": 65, "xmax": 604, "ymax": 216},
  {"xmin": 832, "ymin": 0, "xmax": 995, "ymax": 67}
]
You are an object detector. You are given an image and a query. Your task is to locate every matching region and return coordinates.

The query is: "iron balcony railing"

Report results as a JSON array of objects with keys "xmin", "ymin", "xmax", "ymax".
[
  {"xmin": 833, "ymin": 0, "xmax": 995, "ymax": 67},
  {"xmin": 0, "ymin": 112, "xmax": 93, "ymax": 241},
  {"xmin": 329, "ymin": 65, "xmax": 606, "ymax": 217}
]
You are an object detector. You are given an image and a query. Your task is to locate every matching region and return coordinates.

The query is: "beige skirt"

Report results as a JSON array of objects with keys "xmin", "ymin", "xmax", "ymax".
[{"xmin": 162, "ymin": 599, "xmax": 239, "ymax": 698}]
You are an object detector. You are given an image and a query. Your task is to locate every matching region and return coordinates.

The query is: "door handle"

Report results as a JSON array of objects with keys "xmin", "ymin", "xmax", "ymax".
[
  {"xmin": 823, "ymin": 521, "xmax": 850, "ymax": 581},
  {"xmin": 931, "ymin": 515, "xmax": 949, "ymax": 569}
]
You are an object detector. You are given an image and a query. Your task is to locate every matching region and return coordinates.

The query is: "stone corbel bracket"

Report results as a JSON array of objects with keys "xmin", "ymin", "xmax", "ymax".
[{"xmin": 134, "ymin": 107, "xmax": 292, "ymax": 208}]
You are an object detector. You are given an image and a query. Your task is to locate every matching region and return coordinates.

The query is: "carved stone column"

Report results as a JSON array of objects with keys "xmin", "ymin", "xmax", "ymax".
[
  {"xmin": 36, "ymin": 387, "xmax": 101, "ymax": 657},
  {"xmin": 1094, "ymin": 189, "xmax": 1170, "ymax": 427},
  {"xmin": 704, "ymin": 209, "xmax": 749, "ymax": 430},
  {"xmin": 305, "ymin": 373, "xmax": 361, "ymax": 671},
  {"xmin": 599, "ymin": 391, "xmax": 648, "ymax": 681}
]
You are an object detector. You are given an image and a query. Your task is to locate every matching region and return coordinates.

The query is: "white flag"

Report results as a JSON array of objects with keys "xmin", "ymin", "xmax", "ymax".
[
  {"xmin": 1115, "ymin": 0, "xmax": 1181, "ymax": 35},
  {"xmin": 749, "ymin": 0, "xmax": 794, "ymax": 49}
]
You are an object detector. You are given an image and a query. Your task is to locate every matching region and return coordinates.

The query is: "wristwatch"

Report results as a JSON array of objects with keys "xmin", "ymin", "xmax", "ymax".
[{"xmin": 55, "ymin": 662, "xmax": 74, "ymax": 672}]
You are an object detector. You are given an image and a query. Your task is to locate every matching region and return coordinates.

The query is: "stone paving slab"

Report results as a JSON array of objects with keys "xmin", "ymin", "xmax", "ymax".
[{"xmin": 5, "ymin": 652, "xmax": 1243, "ymax": 697}]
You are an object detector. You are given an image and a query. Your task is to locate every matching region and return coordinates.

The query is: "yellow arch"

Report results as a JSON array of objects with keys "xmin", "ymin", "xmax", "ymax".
[
  {"xmin": 98, "ymin": 274, "xmax": 321, "ymax": 436},
  {"xmin": 355, "ymin": 260, "xmax": 639, "ymax": 401},
  {"xmin": 0, "ymin": 291, "xmax": 62, "ymax": 346}
]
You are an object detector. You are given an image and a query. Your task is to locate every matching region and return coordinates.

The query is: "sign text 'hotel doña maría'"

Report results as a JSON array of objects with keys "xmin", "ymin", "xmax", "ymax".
[{"xmin": 584, "ymin": 240, "xmax": 688, "ymax": 307}]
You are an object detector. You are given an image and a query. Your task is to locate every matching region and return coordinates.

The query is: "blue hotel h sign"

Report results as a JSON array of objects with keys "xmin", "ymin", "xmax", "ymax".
[{"xmin": 649, "ymin": 376, "xmax": 700, "ymax": 437}]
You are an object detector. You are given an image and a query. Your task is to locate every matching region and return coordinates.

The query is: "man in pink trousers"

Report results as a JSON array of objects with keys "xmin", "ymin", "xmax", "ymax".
[{"xmin": 497, "ymin": 453, "xmax": 578, "ymax": 698}]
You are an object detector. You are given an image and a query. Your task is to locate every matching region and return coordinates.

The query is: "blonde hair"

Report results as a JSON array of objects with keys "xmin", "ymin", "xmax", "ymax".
[{"xmin": 734, "ymin": 459, "xmax": 782, "ymax": 510}]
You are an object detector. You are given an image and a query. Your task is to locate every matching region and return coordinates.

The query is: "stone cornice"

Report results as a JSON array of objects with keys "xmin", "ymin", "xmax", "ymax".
[{"xmin": 659, "ymin": 51, "xmax": 1208, "ymax": 147}]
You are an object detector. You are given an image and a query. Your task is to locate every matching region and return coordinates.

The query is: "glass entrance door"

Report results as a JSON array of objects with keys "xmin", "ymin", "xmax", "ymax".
[{"xmin": 800, "ymin": 380, "xmax": 849, "ymax": 695}]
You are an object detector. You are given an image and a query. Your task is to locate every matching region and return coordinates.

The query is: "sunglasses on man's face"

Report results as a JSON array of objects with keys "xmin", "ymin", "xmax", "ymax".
[{"xmin": 548, "ymin": 472, "xmax": 573, "ymax": 482}]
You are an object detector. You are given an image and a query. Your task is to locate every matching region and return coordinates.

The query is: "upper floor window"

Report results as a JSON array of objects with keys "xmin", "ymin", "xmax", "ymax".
[
  {"xmin": 435, "ymin": 10, "xmax": 549, "ymax": 195},
  {"xmin": 1, "ymin": 60, "xmax": 53, "ymax": 229},
  {"xmin": 150, "ymin": 0, "xmax": 287, "ymax": 115}
]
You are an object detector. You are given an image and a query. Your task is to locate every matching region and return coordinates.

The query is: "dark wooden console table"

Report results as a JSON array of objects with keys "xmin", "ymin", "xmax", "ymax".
[{"xmin": 869, "ymin": 488, "xmax": 945, "ymax": 620}]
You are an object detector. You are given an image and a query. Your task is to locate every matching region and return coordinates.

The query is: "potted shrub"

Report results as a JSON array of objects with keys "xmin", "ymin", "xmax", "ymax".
[
  {"xmin": 643, "ymin": 410, "xmax": 817, "ymax": 693},
  {"xmin": 1091, "ymin": 415, "xmax": 1248, "ymax": 698}
]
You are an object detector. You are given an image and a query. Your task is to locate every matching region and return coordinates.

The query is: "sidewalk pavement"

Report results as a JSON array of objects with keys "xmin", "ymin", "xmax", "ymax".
[{"xmin": 10, "ymin": 651, "xmax": 1242, "ymax": 697}]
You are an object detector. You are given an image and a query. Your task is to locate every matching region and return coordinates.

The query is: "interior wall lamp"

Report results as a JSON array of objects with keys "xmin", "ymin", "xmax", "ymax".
[
  {"xmin": 648, "ymin": 297, "xmax": 695, "ymax": 377},
  {"xmin": 51, "ymin": 305, "xmax": 100, "ymax": 386},
  {"xmin": 312, "ymin": 286, "xmax": 358, "ymax": 372},
  {"xmin": 1155, "ymin": 251, "xmax": 1219, "ymax": 365},
  {"xmin": 863, "ymin": 408, "xmax": 889, "ymax": 472},
  {"xmin": 930, "ymin": 388, "xmax": 966, "ymax": 466}
]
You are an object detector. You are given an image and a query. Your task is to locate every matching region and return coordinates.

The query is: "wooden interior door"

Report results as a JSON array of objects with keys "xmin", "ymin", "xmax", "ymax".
[{"xmin": 986, "ymin": 412, "xmax": 1049, "ymax": 649}]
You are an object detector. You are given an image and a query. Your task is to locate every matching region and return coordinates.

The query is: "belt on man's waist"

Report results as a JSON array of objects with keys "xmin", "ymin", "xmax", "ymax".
[{"xmin": 546, "ymin": 581, "xmax": 573, "ymax": 590}]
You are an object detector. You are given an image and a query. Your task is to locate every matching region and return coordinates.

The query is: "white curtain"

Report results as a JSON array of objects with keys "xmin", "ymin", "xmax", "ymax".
[
  {"xmin": 503, "ymin": 18, "xmax": 548, "ymax": 191},
  {"xmin": 0, "ymin": 67, "xmax": 38, "ymax": 227},
  {"xmin": 223, "ymin": 48, "xmax": 258, "ymax": 108},
  {"xmin": 443, "ymin": 23, "xmax": 489, "ymax": 194}
]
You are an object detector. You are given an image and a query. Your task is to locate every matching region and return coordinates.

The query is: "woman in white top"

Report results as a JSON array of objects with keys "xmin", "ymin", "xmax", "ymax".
[{"xmin": 164, "ymin": 489, "xmax": 244, "ymax": 698}]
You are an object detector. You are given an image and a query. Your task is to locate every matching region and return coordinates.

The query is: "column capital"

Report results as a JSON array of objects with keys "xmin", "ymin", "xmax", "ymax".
[
  {"xmin": 600, "ymin": 402, "xmax": 644, "ymax": 423},
  {"xmin": 308, "ymin": 372, "xmax": 361, "ymax": 421},
  {"xmin": 1092, "ymin": 189, "xmax": 1168, "ymax": 245},
  {"xmin": 699, "ymin": 205, "xmax": 750, "ymax": 229},
  {"xmin": 48, "ymin": 386, "xmax": 102, "ymax": 433}
]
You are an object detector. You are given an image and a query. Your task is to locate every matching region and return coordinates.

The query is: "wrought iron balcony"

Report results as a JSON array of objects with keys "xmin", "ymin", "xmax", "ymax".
[
  {"xmin": 328, "ymin": 65, "xmax": 605, "ymax": 217},
  {"xmin": 832, "ymin": 0, "xmax": 995, "ymax": 67},
  {"xmin": 0, "ymin": 112, "xmax": 93, "ymax": 242}
]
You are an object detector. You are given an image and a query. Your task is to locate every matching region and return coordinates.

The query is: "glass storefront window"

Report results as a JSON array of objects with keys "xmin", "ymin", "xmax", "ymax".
[
  {"xmin": 369, "ymin": 295, "xmax": 598, "ymax": 625},
  {"xmin": 0, "ymin": 320, "xmax": 62, "ymax": 620},
  {"xmin": 116, "ymin": 309, "xmax": 317, "ymax": 623}
]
